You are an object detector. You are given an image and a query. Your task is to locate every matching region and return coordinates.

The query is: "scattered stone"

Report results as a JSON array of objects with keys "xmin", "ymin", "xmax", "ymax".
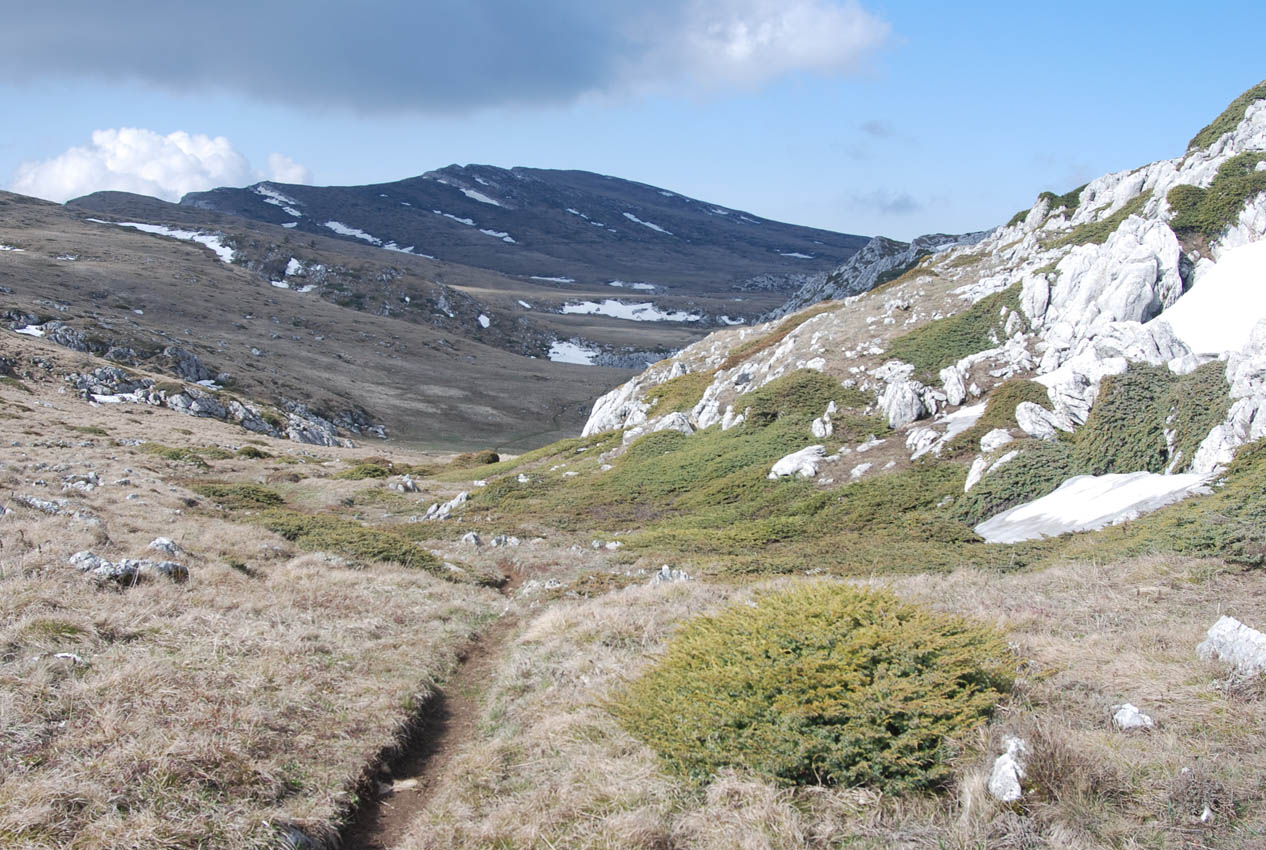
[
  {"xmin": 1197, "ymin": 615, "xmax": 1266, "ymax": 677},
  {"xmin": 1112, "ymin": 703, "xmax": 1155, "ymax": 730},
  {"xmin": 391, "ymin": 475, "xmax": 419, "ymax": 493},
  {"xmin": 1015, "ymin": 401, "xmax": 1075, "ymax": 440},
  {"xmin": 490, "ymin": 535, "xmax": 520, "ymax": 547},
  {"xmin": 988, "ymin": 737, "xmax": 1028, "ymax": 802},
  {"xmin": 517, "ymin": 473, "xmax": 531, "ymax": 483},
  {"xmin": 850, "ymin": 462, "xmax": 873, "ymax": 480},
  {"xmin": 53, "ymin": 652, "xmax": 88, "ymax": 666},
  {"xmin": 423, "ymin": 491, "xmax": 468, "ymax": 520},
  {"xmin": 149, "ymin": 537, "xmax": 182, "ymax": 555},
  {"xmin": 14, "ymin": 494, "xmax": 65, "ymax": 515},
  {"xmin": 460, "ymin": 532, "xmax": 481, "ymax": 546},
  {"xmin": 650, "ymin": 565, "xmax": 691, "ymax": 584}
]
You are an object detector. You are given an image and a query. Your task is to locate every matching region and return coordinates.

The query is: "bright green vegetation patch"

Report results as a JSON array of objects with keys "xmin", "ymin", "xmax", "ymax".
[
  {"xmin": 885, "ymin": 285, "xmax": 1024, "ymax": 382},
  {"xmin": 0, "ymin": 376, "xmax": 34, "ymax": 394},
  {"xmin": 254, "ymin": 510, "xmax": 445, "ymax": 572},
  {"xmin": 645, "ymin": 371, "xmax": 714, "ymax": 416},
  {"xmin": 719, "ymin": 303, "xmax": 842, "ymax": 371},
  {"xmin": 612, "ymin": 583, "xmax": 1014, "ymax": 793},
  {"xmin": 140, "ymin": 442, "xmax": 210, "ymax": 468},
  {"xmin": 955, "ymin": 439, "xmax": 1075, "ymax": 527},
  {"xmin": 1049, "ymin": 192, "xmax": 1151, "ymax": 248},
  {"xmin": 1188, "ymin": 80, "xmax": 1266, "ymax": 151},
  {"xmin": 944, "ymin": 379, "xmax": 1051, "ymax": 457},
  {"xmin": 1071, "ymin": 362, "xmax": 1229, "ymax": 475},
  {"xmin": 236, "ymin": 445, "xmax": 271, "ymax": 459},
  {"xmin": 1039, "ymin": 184, "xmax": 1088, "ymax": 215},
  {"xmin": 1168, "ymin": 152, "xmax": 1266, "ymax": 239}
]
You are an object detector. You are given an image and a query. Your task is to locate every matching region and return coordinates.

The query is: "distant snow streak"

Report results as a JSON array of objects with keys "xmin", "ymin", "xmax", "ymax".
[
  {"xmin": 561, "ymin": 299, "xmax": 701, "ymax": 323},
  {"xmin": 89, "ymin": 219, "xmax": 235, "ymax": 263},
  {"xmin": 622, "ymin": 212, "xmax": 673, "ymax": 235},
  {"xmin": 548, "ymin": 340, "xmax": 599, "ymax": 365},
  {"xmin": 323, "ymin": 220, "xmax": 382, "ymax": 245}
]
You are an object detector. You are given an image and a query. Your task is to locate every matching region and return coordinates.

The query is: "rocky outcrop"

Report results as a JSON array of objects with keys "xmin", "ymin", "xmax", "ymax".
[
  {"xmin": 1197, "ymin": 615, "xmax": 1266, "ymax": 677},
  {"xmin": 768, "ymin": 231, "xmax": 987, "ymax": 321},
  {"xmin": 768, "ymin": 445, "xmax": 828, "ymax": 479}
]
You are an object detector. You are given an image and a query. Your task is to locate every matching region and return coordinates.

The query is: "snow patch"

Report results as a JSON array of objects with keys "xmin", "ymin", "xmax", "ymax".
[
  {"xmin": 285, "ymin": 258, "xmax": 304, "ymax": 277},
  {"xmin": 622, "ymin": 212, "xmax": 673, "ymax": 235},
  {"xmin": 608, "ymin": 280, "xmax": 657, "ymax": 291},
  {"xmin": 530, "ymin": 275, "xmax": 575, "ymax": 283},
  {"xmin": 548, "ymin": 340, "xmax": 599, "ymax": 365},
  {"xmin": 718, "ymin": 315, "xmax": 746, "ymax": 325},
  {"xmin": 975, "ymin": 472, "xmax": 1212, "ymax": 543},
  {"xmin": 0, "ymin": 244, "xmax": 24, "ymax": 252},
  {"xmin": 460, "ymin": 187, "xmax": 501, "ymax": 206},
  {"xmin": 517, "ymin": 300, "xmax": 532, "ymax": 309},
  {"xmin": 323, "ymin": 220, "xmax": 382, "ymax": 245},
  {"xmin": 15, "ymin": 325, "xmax": 45, "ymax": 337},
  {"xmin": 479, "ymin": 228, "xmax": 516, "ymax": 243},
  {"xmin": 561, "ymin": 299, "xmax": 702, "ymax": 323},
  {"xmin": 779, "ymin": 251, "xmax": 814, "ymax": 259},
  {"xmin": 478, "ymin": 314, "xmax": 491, "ymax": 328},
  {"xmin": 89, "ymin": 219, "xmax": 234, "ymax": 263},
  {"xmin": 1159, "ymin": 239, "xmax": 1266, "ymax": 355}
]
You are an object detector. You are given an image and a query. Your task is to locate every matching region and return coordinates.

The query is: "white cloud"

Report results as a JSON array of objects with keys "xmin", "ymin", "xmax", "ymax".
[
  {"xmin": 9, "ymin": 128, "xmax": 311, "ymax": 203},
  {"xmin": 640, "ymin": 0, "xmax": 890, "ymax": 88},
  {"xmin": 267, "ymin": 152, "xmax": 312, "ymax": 185}
]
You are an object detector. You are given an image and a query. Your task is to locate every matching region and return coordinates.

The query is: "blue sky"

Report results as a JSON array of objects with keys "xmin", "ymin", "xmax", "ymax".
[{"xmin": 2, "ymin": 0, "xmax": 1262, "ymax": 240}]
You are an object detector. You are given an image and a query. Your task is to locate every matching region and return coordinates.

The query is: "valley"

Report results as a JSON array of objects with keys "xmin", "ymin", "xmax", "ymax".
[{"xmin": 4, "ymin": 82, "xmax": 1266, "ymax": 850}]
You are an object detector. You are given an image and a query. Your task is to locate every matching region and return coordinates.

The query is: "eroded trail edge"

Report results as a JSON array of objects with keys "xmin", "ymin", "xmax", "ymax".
[{"xmin": 340, "ymin": 613, "xmax": 518, "ymax": 850}]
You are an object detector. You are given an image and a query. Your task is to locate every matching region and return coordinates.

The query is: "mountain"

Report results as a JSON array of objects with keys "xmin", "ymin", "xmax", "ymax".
[
  {"xmin": 5, "ymin": 81, "xmax": 1266, "ymax": 850},
  {"xmin": 167, "ymin": 165, "xmax": 868, "ymax": 307}
]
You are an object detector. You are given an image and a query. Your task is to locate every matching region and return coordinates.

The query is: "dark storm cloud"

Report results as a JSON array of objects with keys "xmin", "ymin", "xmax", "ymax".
[{"xmin": 0, "ymin": 0, "xmax": 889, "ymax": 112}]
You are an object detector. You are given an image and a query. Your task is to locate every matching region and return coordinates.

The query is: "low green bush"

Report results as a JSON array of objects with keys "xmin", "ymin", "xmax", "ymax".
[
  {"xmin": 885, "ymin": 285, "xmax": 1024, "ymax": 381},
  {"xmin": 449, "ymin": 449, "xmax": 501, "ymax": 469},
  {"xmin": 646, "ymin": 371, "xmax": 714, "ymax": 416},
  {"xmin": 236, "ymin": 445, "xmax": 271, "ymax": 459},
  {"xmin": 612, "ymin": 583, "xmax": 1014, "ymax": 793},
  {"xmin": 1, "ymin": 376, "xmax": 34, "ymax": 394},
  {"xmin": 140, "ymin": 442, "xmax": 209, "ymax": 468},
  {"xmin": 954, "ymin": 440, "xmax": 1076, "ymax": 527},
  {"xmin": 1188, "ymin": 80, "xmax": 1266, "ymax": 151},
  {"xmin": 1168, "ymin": 152, "xmax": 1266, "ymax": 239},
  {"xmin": 1049, "ymin": 192, "xmax": 1151, "ymax": 248},
  {"xmin": 192, "ymin": 482, "xmax": 285, "ymax": 510}
]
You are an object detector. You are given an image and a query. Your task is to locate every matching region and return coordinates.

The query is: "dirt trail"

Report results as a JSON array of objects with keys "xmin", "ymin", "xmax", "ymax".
[{"xmin": 340, "ymin": 612, "xmax": 518, "ymax": 850}]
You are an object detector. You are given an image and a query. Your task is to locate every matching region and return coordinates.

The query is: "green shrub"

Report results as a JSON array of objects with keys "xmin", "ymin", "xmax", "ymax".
[
  {"xmin": 236, "ymin": 445, "xmax": 271, "ymax": 459},
  {"xmin": 336, "ymin": 461, "xmax": 393, "ymax": 479},
  {"xmin": 1188, "ymin": 80, "xmax": 1266, "ymax": 151},
  {"xmin": 1168, "ymin": 152, "xmax": 1266, "ymax": 238},
  {"xmin": 885, "ymin": 285, "xmax": 1023, "ymax": 381},
  {"xmin": 612, "ymin": 583, "xmax": 1013, "ymax": 793},
  {"xmin": 197, "ymin": 446, "xmax": 236, "ymax": 460},
  {"xmin": 954, "ymin": 440, "xmax": 1076, "ymax": 526},
  {"xmin": 192, "ymin": 483, "xmax": 285, "ymax": 510},
  {"xmin": 140, "ymin": 442, "xmax": 210, "ymax": 468},
  {"xmin": 449, "ymin": 449, "xmax": 501, "ymax": 469},
  {"xmin": 1049, "ymin": 192, "xmax": 1151, "ymax": 248},
  {"xmin": 743, "ymin": 370, "xmax": 867, "ymax": 428},
  {"xmin": 1071, "ymin": 362, "xmax": 1228, "ymax": 475},
  {"xmin": 1007, "ymin": 207, "xmax": 1030, "ymax": 228},
  {"xmin": 646, "ymin": 371, "xmax": 714, "ymax": 416},
  {"xmin": 1039, "ymin": 184, "xmax": 1087, "ymax": 215}
]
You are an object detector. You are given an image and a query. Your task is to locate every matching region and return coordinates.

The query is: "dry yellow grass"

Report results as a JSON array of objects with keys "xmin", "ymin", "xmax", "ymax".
[
  {"xmin": 398, "ymin": 557, "xmax": 1266, "ymax": 850},
  {"xmin": 0, "ymin": 364, "xmax": 503, "ymax": 849}
]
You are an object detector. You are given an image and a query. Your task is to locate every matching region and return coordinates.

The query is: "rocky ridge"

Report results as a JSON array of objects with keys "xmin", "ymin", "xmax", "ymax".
[{"xmin": 583, "ymin": 87, "xmax": 1266, "ymax": 525}]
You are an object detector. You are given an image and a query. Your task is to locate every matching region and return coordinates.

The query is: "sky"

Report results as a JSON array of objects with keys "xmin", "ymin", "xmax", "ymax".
[{"xmin": 1, "ymin": 0, "xmax": 1262, "ymax": 241}]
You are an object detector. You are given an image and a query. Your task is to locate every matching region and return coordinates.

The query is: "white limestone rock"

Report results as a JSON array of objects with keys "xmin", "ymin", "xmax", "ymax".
[
  {"xmin": 988, "ymin": 737, "xmax": 1028, "ymax": 802},
  {"xmin": 148, "ymin": 537, "xmax": 182, "ymax": 555},
  {"xmin": 460, "ymin": 531, "xmax": 481, "ymax": 546},
  {"xmin": 940, "ymin": 364, "xmax": 967, "ymax": 407},
  {"xmin": 1112, "ymin": 703, "xmax": 1155, "ymax": 731},
  {"xmin": 622, "ymin": 411, "xmax": 696, "ymax": 445},
  {"xmin": 769, "ymin": 445, "xmax": 828, "ymax": 480},
  {"xmin": 1197, "ymin": 615, "xmax": 1266, "ymax": 677},
  {"xmin": 423, "ymin": 491, "xmax": 469, "ymax": 521},
  {"xmin": 980, "ymin": 428, "xmax": 1014, "ymax": 454},
  {"xmin": 1015, "ymin": 402, "xmax": 1075, "ymax": 440},
  {"xmin": 650, "ymin": 564, "xmax": 691, "ymax": 584}
]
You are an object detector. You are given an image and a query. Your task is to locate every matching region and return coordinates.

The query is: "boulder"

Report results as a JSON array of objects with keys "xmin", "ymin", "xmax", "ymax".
[
  {"xmin": 1197, "ymin": 615, "xmax": 1266, "ymax": 677},
  {"xmin": 980, "ymin": 428, "xmax": 1014, "ymax": 453},
  {"xmin": 768, "ymin": 445, "xmax": 828, "ymax": 480},
  {"xmin": 1015, "ymin": 402, "xmax": 1075, "ymax": 440},
  {"xmin": 149, "ymin": 537, "xmax": 182, "ymax": 555},
  {"xmin": 1112, "ymin": 703, "xmax": 1155, "ymax": 731},
  {"xmin": 460, "ymin": 531, "xmax": 481, "ymax": 546},
  {"xmin": 423, "ymin": 491, "xmax": 468, "ymax": 521}
]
